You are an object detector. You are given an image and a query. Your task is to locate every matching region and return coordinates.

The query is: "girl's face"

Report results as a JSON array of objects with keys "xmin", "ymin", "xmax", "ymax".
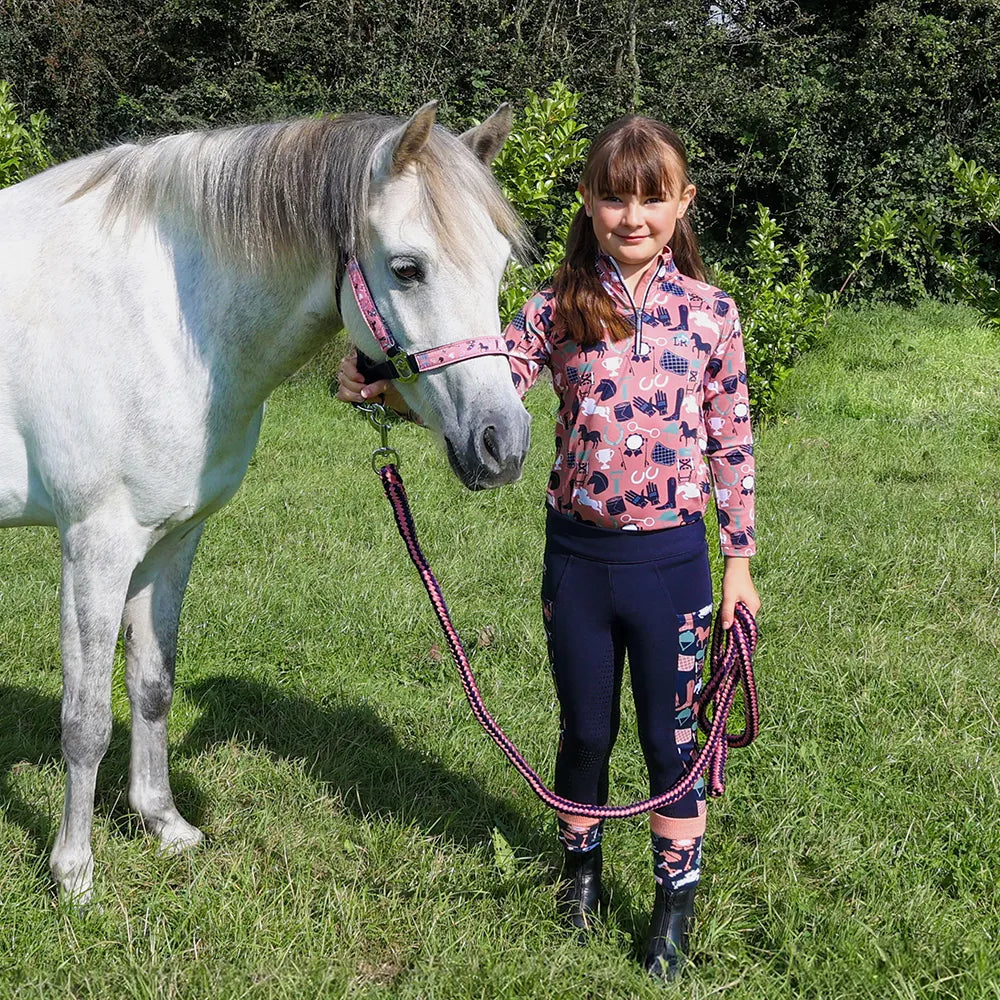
[{"xmin": 580, "ymin": 181, "xmax": 695, "ymax": 279}]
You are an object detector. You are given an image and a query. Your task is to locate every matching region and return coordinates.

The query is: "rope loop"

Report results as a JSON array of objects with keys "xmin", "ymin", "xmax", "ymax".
[{"xmin": 377, "ymin": 461, "xmax": 760, "ymax": 819}]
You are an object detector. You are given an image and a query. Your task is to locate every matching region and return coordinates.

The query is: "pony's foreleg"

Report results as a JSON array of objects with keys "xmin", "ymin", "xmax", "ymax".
[
  {"xmin": 123, "ymin": 524, "xmax": 205, "ymax": 854},
  {"xmin": 50, "ymin": 515, "xmax": 143, "ymax": 904}
]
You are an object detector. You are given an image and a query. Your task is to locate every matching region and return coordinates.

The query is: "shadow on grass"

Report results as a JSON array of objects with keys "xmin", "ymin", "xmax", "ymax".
[
  {"xmin": 0, "ymin": 684, "xmax": 61, "ymax": 856},
  {"xmin": 0, "ymin": 676, "xmax": 549, "ymax": 859},
  {"xmin": 177, "ymin": 674, "xmax": 551, "ymax": 859},
  {"xmin": 1, "ymin": 678, "xmax": 644, "ymax": 933}
]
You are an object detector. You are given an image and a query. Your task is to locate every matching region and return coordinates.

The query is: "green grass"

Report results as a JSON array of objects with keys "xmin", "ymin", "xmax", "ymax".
[{"xmin": 1, "ymin": 302, "xmax": 999, "ymax": 998}]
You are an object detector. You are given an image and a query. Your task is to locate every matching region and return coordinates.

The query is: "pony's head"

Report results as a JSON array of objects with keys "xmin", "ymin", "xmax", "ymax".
[
  {"xmin": 75, "ymin": 104, "xmax": 533, "ymax": 490},
  {"xmin": 340, "ymin": 103, "xmax": 532, "ymax": 490}
]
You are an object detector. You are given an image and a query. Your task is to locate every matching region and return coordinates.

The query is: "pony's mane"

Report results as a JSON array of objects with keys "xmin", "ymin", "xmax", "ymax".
[{"xmin": 78, "ymin": 114, "xmax": 530, "ymax": 271}]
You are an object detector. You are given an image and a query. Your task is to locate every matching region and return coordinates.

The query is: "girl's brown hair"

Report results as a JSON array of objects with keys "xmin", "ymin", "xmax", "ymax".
[{"xmin": 552, "ymin": 116, "xmax": 706, "ymax": 346}]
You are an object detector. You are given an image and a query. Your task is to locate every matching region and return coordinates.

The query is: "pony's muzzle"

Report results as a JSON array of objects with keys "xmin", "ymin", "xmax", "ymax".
[{"xmin": 449, "ymin": 407, "xmax": 530, "ymax": 490}]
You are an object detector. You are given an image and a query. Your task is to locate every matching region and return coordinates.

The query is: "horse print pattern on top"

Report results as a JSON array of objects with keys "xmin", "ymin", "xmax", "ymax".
[{"xmin": 504, "ymin": 248, "xmax": 755, "ymax": 556}]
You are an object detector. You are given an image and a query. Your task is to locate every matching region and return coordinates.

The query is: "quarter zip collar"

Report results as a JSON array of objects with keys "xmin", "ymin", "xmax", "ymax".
[{"xmin": 596, "ymin": 247, "xmax": 677, "ymax": 350}]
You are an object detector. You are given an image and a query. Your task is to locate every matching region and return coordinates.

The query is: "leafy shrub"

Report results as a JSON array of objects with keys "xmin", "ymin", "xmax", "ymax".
[
  {"xmin": 835, "ymin": 207, "xmax": 931, "ymax": 305},
  {"xmin": 843, "ymin": 154, "xmax": 1000, "ymax": 330},
  {"xmin": 713, "ymin": 205, "xmax": 832, "ymax": 420},
  {"xmin": 493, "ymin": 82, "xmax": 589, "ymax": 230},
  {"xmin": 914, "ymin": 152, "xmax": 1000, "ymax": 330},
  {"xmin": 492, "ymin": 82, "xmax": 588, "ymax": 324},
  {"xmin": 0, "ymin": 80, "xmax": 51, "ymax": 188}
]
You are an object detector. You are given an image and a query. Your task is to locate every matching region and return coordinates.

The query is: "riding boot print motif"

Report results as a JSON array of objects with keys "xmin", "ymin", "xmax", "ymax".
[
  {"xmin": 504, "ymin": 247, "xmax": 755, "ymax": 556},
  {"xmin": 675, "ymin": 606, "xmax": 712, "ymax": 810},
  {"xmin": 654, "ymin": 606, "xmax": 712, "ymax": 820},
  {"xmin": 650, "ymin": 606, "xmax": 711, "ymax": 888}
]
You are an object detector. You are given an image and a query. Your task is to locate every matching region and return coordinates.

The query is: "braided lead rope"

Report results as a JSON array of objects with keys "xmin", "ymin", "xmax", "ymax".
[{"xmin": 378, "ymin": 462, "xmax": 759, "ymax": 818}]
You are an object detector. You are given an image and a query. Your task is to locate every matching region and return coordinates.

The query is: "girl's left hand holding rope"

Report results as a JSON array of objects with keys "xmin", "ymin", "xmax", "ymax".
[
  {"xmin": 720, "ymin": 556, "xmax": 760, "ymax": 630},
  {"xmin": 335, "ymin": 348, "xmax": 394, "ymax": 405}
]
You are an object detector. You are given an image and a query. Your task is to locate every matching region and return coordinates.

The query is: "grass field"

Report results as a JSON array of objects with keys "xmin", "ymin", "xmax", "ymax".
[{"xmin": 1, "ymin": 302, "xmax": 999, "ymax": 998}]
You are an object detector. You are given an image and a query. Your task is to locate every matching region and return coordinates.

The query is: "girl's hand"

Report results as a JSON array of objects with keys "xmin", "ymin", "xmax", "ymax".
[
  {"xmin": 720, "ymin": 556, "xmax": 760, "ymax": 630},
  {"xmin": 334, "ymin": 349, "xmax": 392, "ymax": 404},
  {"xmin": 335, "ymin": 349, "xmax": 413, "ymax": 420}
]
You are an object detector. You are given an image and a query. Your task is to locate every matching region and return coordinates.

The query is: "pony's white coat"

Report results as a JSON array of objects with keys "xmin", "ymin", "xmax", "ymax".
[{"xmin": 0, "ymin": 104, "xmax": 531, "ymax": 901}]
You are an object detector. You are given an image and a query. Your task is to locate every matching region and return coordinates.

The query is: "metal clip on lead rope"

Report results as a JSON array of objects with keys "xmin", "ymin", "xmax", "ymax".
[{"xmin": 356, "ymin": 400, "xmax": 401, "ymax": 473}]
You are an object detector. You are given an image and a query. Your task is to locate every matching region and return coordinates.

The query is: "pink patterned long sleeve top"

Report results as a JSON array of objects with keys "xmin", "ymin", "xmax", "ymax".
[{"xmin": 505, "ymin": 248, "xmax": 756, "ymax": 556}]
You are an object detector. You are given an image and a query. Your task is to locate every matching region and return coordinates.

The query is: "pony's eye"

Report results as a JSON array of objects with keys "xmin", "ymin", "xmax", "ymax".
[{"xmin": 390, "ymin": 259, "xmax": 423, "ymax": 283}]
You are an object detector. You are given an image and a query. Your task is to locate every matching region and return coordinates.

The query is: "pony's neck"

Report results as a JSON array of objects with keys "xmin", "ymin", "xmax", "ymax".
[{"xmin": 172, "ymin": 235, "xmax": 340, "ymax": 420}]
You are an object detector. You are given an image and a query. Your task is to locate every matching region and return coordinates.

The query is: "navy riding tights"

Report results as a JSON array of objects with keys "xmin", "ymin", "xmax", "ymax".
[{"xmin": 542, "ymin": 508, "xmax": 713, "ymax": 821}]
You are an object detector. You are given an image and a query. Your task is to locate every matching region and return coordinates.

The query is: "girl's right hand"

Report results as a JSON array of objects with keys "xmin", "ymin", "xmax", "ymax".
[
  {"xmin": 335, "ymin": 348, "xmax": 414, "ymax": 418},
  {"xmin": 720, "ymin": 556, "xmax": 760, "ymax": 631},
  {"xmin": 334, "ymin": 349, "xmax": 391, "ymax": 405}
]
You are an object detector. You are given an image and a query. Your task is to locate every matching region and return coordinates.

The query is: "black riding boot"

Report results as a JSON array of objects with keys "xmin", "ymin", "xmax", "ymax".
[
  {"xmin": 558, "ymin": 845, "xmax": 602, "ymax": 937},
  {"xmin": 643, "ymin": 882, "xmax": 696, "ymax": 980}
]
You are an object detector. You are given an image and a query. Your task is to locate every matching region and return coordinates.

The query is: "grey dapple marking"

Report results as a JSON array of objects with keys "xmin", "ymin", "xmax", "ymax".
[{"xmin": 0, "ymin": 102, "xmax": 530, "ymax": 901}]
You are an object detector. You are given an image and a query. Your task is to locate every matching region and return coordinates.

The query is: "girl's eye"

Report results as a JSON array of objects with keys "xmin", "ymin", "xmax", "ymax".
[{"xmin": 390, "ymin": 260, "xmax": 423, "ymax": 283}]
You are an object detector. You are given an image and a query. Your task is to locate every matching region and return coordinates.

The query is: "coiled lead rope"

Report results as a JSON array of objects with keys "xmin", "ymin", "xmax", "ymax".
[{"xmin": 375, "ymin": 458, "xmax": 760, "ymax": 819}]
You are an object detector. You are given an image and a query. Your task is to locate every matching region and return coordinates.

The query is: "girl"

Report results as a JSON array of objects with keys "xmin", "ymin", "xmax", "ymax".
[{"xmin": 337, "ymin": 115, "xmax": 760, "ymax": 981}]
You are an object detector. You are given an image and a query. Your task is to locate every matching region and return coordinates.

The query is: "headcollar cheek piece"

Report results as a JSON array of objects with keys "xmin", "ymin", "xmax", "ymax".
[{"xmin": 345, "ymin": 256, "xmax": 522, "ymax": 383}]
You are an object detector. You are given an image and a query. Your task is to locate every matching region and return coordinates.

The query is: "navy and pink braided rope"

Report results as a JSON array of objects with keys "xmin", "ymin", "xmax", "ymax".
[{"xmin": 379, "ymin": 463, "xmax": 759, "ymax": 819}]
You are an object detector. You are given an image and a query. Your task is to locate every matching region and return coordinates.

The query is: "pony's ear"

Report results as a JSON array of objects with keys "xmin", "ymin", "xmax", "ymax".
[
  {"xmin": 390, "ymin": 100, "xmax": 439, "ymax": 175},
  {"xmin": 460, "ymin": 104, "xmax": 513, "ymax": 166}
]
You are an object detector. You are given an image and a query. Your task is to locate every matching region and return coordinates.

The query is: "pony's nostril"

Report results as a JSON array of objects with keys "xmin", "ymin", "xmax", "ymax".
[{"xmin": 482, "ymin": 424, "xmax": 500, "ymax": 464}]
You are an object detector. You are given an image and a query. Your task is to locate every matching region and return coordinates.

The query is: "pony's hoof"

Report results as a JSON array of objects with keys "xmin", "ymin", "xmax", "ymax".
[
  {"xmin": 157, "ymin": 818, "xmax": 204, "ymax": 855},
  {"xmin": 57, "ymin": 883, "xmax": 94, "ymax": 908},
  {"xmin": 51, "ymin": 855, "xmax": 95, "ymax": 908}
]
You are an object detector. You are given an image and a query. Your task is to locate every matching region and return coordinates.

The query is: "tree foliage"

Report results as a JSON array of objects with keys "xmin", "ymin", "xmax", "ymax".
[
  {"xmin": 1, "ymin": 1, "xmax": 997, "ymax": 300},
  {"xmin": 914, "ymin": 154, "xmax": 1000, "ymax": 330}
]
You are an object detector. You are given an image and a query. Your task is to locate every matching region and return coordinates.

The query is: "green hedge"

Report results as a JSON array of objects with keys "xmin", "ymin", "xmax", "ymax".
[
  {"xmin": 0, "ymin": 80, "xmax": 51, "ymax": 188},
  {"xmin": 1, "ymin": 1, "xmax": 998, "ymax": 298}
]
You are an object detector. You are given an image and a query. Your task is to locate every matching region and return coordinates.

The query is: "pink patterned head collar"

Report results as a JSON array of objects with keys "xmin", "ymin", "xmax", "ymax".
[{"xmin": 345, "ymin": 256, "xmax": 515, "ymax": 383}]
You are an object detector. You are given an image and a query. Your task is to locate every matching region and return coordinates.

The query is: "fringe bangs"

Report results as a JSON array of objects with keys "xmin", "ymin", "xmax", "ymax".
[{"xmin": 585, "ymin": 127, "xmax": 686, "ymax": 199}]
